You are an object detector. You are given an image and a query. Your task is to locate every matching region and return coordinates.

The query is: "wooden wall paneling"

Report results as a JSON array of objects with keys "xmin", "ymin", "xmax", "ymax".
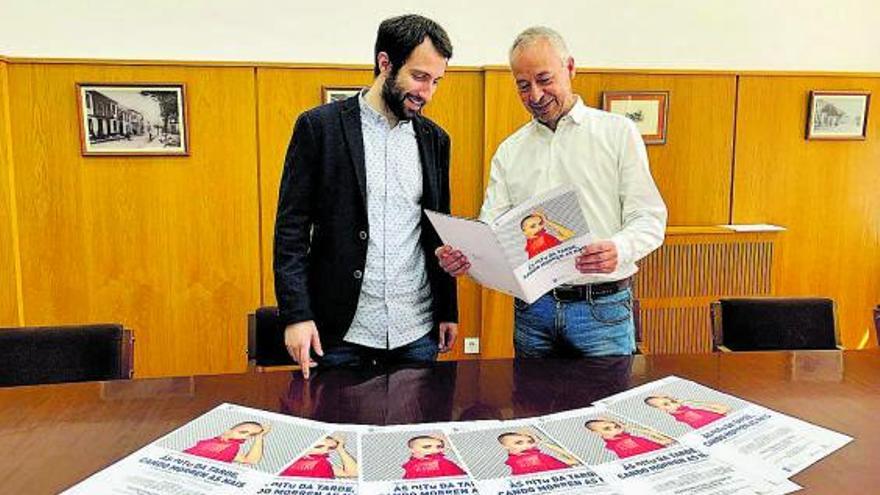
[
  {"xmin": 423, "ymin": 71, "xmax": 485, "ymax": 360},
  {"xmin": 4, "ymin": 57, "xmax": 876, "ymax": 377},
  {"xmin": 572, "ymin": 72, "xmax": 737, "ymax": 226},
  {"xmin": 7, "ymin": 63, "xmax": 261, "ymax": 377},
  {"xmin": 0, "ymin": 59, "xmax": 23, "ymax": 326},
  {"xmin": 480, "ymin": 69, "xmax": 737, "ymax": 225},
  {"xmin": 256, "ymin": 68, "xmax": 485, "ymax": 360},
  {"xmin": 479, "ymin": 70, "xmax": 527, "ymax": 359},
  {"xmin": 733, "ymin": 76, "xmax": 880, "ymax": 349}
]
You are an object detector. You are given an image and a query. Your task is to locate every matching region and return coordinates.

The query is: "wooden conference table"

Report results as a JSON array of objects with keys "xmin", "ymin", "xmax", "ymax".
[{"xmin": 1, "ymin": 350, "xmax": 877, "ymax": 494}]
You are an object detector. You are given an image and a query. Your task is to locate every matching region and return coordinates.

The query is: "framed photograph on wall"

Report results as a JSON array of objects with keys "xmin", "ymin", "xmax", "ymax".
[
  {"xmin": 77, "ymin": 83, "xmax": 188, "ymax": 156},
  {"xmin": 321, "ymin": 86, "xmax": 362, "ymax": 104},
  {"xmin": 806, "ymin": 90, "xmax": 870, "ymax": 140},
  {"xmin": 602, "ymin": 91, "xmax": 670, "ymax": 145}
]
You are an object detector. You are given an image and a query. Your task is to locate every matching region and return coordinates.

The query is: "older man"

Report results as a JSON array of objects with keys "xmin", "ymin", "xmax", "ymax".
[
  {"xmin": 275, "ymin": 15, "xmax": 458, "ymax": 377},
  {"xmin": 438, "ymin": 26, "xmax": 666, "ymax": 357}
]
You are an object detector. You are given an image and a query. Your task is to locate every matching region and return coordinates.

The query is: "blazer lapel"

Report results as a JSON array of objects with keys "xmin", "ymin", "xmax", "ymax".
[
  {"xmin": 414, "ymin": 117, "xmax": 439, "ymax": 210},
  {"xmin": 340, "ymin": 96, "xmax": 367, "ymax": 209}
]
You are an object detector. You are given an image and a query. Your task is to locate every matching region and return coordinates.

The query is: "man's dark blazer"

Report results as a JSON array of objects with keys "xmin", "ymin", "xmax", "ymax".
[{"xmin": 273, "ymin": 95, "xmax": 457, "ymax": 348}]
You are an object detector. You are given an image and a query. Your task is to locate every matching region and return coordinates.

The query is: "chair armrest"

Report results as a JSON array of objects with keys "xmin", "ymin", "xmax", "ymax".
[{"xmin": 120, "ymin": 328, "xmax": 135, "ymax": 379}]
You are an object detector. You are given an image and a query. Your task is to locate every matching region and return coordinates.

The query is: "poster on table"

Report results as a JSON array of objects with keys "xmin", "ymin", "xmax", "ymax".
[
  {"xmin": 537, "ymin": 407, "xmax": 800, "ymax": 495},
  {"xmin": 359, "ymin": 423, "xmax": 478, "ymax": 495},
  {"xmin": 63, "ymin": 404, "xmax": 360, "ymax": 495},
  {"xmin": 594, "ymin": 376, "xmax": 852, "ymax": 480},
  {"xmin": 447, "ymin": 417, "xmax": 623, "ymax": 495}
]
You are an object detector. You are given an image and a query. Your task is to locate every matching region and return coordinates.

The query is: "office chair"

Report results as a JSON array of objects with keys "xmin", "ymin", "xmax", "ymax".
[
  {"xmin": 0, "ymin": 324, "xmax": 134, "ymax": 387},
  {"xmin": 248, "ymin": 306, "xmax": 298, "ymax": 370},
  {"xmin": 710, "ymin": 297, "xmax": 841, "ymax": 352}
]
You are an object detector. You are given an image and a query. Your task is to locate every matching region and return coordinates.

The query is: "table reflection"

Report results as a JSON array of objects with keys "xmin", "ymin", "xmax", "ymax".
[
  {"xmin": 281, "ymin": 362, "xmax": 457, "ymax": 424},
  {"xmin": 511, "ymin": 355, "xmax": 634, "ymax": 416},
  {"xmin": 279, "ymin": 356, "xmax": 634, "ymax": 424}
]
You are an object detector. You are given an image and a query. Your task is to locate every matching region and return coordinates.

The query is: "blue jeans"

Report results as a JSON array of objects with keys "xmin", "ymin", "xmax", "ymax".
[
  {"xmin": 317, "ymin": 331, "xmax": 439, "ymax": 368},
  {"xmin": 514, "ymin": 288, "xmax": 635, "ymax": 357}
]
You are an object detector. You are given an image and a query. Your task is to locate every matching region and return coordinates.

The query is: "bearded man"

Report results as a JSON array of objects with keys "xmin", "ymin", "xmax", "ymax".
[{"xmin": 274, "ymin": 14, "xmax": 458, "ymax": 377}]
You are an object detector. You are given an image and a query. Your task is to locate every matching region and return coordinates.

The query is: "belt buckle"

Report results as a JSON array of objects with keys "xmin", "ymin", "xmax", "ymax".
[
  {"xmin": 553, "ymin": 285, "xmax": 587, "ymax": 302},
  {"xmin": 551, "ymin": 286, "xmax": 571, "ymax": 301}
]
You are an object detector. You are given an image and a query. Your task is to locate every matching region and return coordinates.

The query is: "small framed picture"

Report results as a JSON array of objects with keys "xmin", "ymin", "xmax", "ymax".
[
  {"xmin": 321, "ymin": 86, "xmax": 362, "ymax": 104},
  {"xmin": 77, "ymin": 83, "xmax": 188, "ymax": 156},
  {"xmin": 806, "ymin": 90, "xmax": 870, "ymax": 140},
  {"xmin": 602, "ymin": 91, "xmax": 670, "ymax": 145}
]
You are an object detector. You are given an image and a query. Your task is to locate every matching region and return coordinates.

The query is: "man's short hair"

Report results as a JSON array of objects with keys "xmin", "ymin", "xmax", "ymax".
[
  {"xmin": 509, "ymin": 26, "xmax": 570, "ymax": 65},
  {"xmin": 374, "ymin": 14, "xmax": 453, "ymax": 76}
]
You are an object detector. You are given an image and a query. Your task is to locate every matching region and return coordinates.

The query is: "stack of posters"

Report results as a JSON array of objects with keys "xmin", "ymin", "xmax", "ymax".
[{"xmin": 64, "ymin": 376, "xmax": 851, "ymax": 495}]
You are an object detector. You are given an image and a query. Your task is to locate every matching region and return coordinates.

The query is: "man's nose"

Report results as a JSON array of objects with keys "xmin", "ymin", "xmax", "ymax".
[
  {"xmin": 418, "ymin": 81, "xmax": 434, "ymax": 102},
  {"xmin": 528, "ymin": 85, "xmax": 543, "ymax": 104}
]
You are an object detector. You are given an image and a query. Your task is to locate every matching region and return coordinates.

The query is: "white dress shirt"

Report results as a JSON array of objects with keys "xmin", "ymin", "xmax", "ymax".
[
  {"xmin": 344, "ymin": 93, "xmax": 433, "ymax": 349},
  {"xmin": 479, "ymin": 97, "xmax": 667, "ymax": 284}
]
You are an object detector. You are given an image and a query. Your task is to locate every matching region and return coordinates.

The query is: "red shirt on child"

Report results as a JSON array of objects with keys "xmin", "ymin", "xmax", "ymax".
[
  {"xmin": 183, "ymin": 437, "xmax": 245, "ymax": 463},
  {"xmin": 402, "ymin": 454, "xmax": 466, "ymax": 479},
  {"xmin": 670, "ymin": 406, "xmax": 726, "ymax": 429},
  {"xmin": 525, "ymin": 230, "xmax": 561, "ymax": 259},
  {"xmin": 603, "ymin": 433, "xmax": 666, "ymax": 459},
  {"xmin": 280, "ymin": 453, "xmax": 335, "ymax": 478},
  {"xmin": 505, "ymin": 448, "xmax": 569, "ymax": 475}
]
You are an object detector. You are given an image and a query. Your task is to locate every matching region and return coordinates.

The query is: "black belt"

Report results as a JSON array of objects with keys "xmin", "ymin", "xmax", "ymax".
[{"xmin": 551, "ymin": 278, "xmax": 631, "ymax": 302}]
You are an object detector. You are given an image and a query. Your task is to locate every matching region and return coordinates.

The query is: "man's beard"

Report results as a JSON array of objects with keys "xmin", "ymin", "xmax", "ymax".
[{"xmin": 382, "ymin": 70, "xmax": 423, "ymax": 120}]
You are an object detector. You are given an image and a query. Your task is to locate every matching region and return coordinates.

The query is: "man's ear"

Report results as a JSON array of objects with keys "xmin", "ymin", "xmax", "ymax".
[
  {"xmin": 376, "ymin": 52, "xmax": 392, "ymax": 76},
  {"xmin": 566, "ymin": 56, "xmax": 576, "ymax": 79}
]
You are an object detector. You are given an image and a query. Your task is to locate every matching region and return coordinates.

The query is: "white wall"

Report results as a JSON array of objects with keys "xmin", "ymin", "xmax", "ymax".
[{"xmin": 1, "ymin": 0, "xmax": 878, "ymax": 70}]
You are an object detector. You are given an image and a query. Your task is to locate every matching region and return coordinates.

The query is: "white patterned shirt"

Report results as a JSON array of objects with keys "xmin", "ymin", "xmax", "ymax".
[
  {"xmin": 479, "ymin": 97, "xmax": 667, "ymax": 284},
  {"xmin": 343, "ymin": 93, "xmax": 433, "ymax": 349}
]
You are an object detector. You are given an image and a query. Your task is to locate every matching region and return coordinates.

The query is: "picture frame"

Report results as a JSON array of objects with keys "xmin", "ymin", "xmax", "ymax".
[
  {"xmin": 321, "ymin": 86, "xmax": 362, "ymax": 105},
  {"xmin": 806, "ymin": 90, "xmax": 870, "ymax": 140},
  {"xmin": 602, "ymin": 91, "xmax": 670, "ymax": 145},
  {"xmin": 77, "ymin": 83, "xmax": 189, "ymax": 156}
]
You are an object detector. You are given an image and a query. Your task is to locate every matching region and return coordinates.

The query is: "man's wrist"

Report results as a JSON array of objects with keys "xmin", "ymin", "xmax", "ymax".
[{"xmin": 609, "ymin": 236, "xmax": 630, "ymax": 267}]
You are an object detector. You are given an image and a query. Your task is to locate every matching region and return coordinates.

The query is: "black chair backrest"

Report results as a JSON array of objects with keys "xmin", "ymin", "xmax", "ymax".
[
  {"xmin": 254, "ymin": 307, "xmax": 295, "ymax": 366},
  {"xmin": 0, "ymin": 324, "xmax": 133, "ymax": 387},
  {"xmin": 715, "ymin": 298, "xmax": 837, "ymax": 351}
]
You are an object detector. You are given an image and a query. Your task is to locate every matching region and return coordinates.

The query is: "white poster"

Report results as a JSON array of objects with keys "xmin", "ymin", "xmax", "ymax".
[
  {"xmin": 447, "ymin": 417, "xmax": 622, "ymax": 495},
  {"xmin": 359, "ymin": 423, "xmax": 478, "ymax": 495},
  {"xmin": 595, "ymin": 376, "xmax": 852, "ymax": 480},
  {"xmin": 538, "ymin": 407, "xmax": 800, "ymax": 495},
  {"xmin": 426, "ymin": 186, "xmax": 592, "ymax": 303}
]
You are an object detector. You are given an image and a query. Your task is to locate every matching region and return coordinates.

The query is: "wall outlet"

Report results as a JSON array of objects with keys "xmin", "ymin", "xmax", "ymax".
[{"xmin": 464, "ymin": 337, "xmax": 480, "ymax": 354}]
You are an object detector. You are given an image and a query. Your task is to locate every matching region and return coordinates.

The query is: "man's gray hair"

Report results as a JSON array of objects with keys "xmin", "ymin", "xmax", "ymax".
[{"xmin": 509, "ymin": 26, "xmax": 571, "ymax": 65}]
